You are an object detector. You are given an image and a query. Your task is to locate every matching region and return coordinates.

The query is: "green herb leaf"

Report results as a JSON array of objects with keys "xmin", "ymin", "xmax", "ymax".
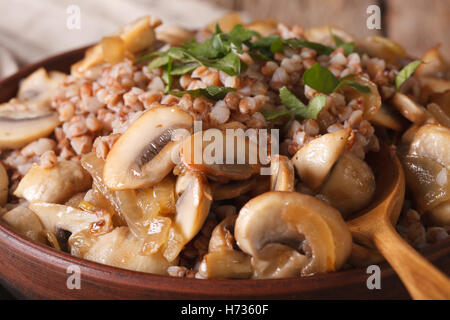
[
  {"xmin": 303, "ymin": 63, "xmax": 370, "ymax": 94},
  {"xmin": 148, "ymin": 55, "xmax": 170, "ymax": 69},
  {"xmin": 302, "ymin": 63, "xmax": 340, "ymax": 94},
  {"xmin": 261, "ymin": 108, "xmax": 293, "ymax": 121},
  {"xmin": 330, "ymin": 29, "xmax": 354, "ymax": 55},
  {"xmin": 204, "ymin": 52, "xmax": 242, "ymax": 76},
  {"xmin": 168, "ymin": 86, "xmax": 237, "ymax": 100},
  {"xmin": 170, "ymin": 62, "xmax": 199, "ymax": 75},
  {"xmin": 396, "ymin": 60, "xmax": 422, "ymax": 90},
  {"xmin": 134, "ymin": 51, "xmax": 165, "ymax": 64},
  {"xmin": 284, "ymin": 39, "xmax": 334, "ymax": 56},
  {"xmin": 277, "ymin": 86, "xmax": 327, "ymax": 120},
  {"xmin": 164, "ymin": 56, "xmax": 173, "ymax": 92},
  {"xmin": 337, "ymin": 80, "xmax": 371, "ymax": 93}
]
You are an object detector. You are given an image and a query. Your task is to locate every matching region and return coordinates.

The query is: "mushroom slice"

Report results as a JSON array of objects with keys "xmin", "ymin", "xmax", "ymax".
[
  {"xmin": 356, "ymin": 35, "xmax": 406, "ymax": 65},
  {"xmin": 180, "ymin": 129, "xmax": 262, "ymax": 180},
  {"xmin": 371, "ymin": 104, "xmax": 407, "ymax": 131},
  {"xmin": 245, "ymin": 18, "xmax": 278, "ymax": 37},
  {"xmin": 14, "ymin": 160, "xmax": 92, "ymax": 204},
  {"xmin": 419, "ymin": 77, "xmax": 450, "ymax": 103},
  {"xmin": 199, "ymin": 215, "xmax": 252, "ymax": 279},
  {"xmin": 427, "ymin": 102, "xmax": 450, "ymax": 127},
  {"xmin": 175, "ymin": 172, "xmax": 212, "ymax": 243},
  {"xmin": 402, "ymin": 155, "xmax": 450, "ymax": 213},
  {"xmin": 212, "ymin": 178, "xmax": 256, "ymax": 201},
  {"xmin": 2, "ymin": 206, "xmax": 46, "ymax": 243},
  {"xmin": 0, "ymin": 111, "xmax": 59, "ymax": 149},
  {"xmin": 198, "ymin": 250, "xmax": 252, "ymax": 279},
  {"xmin": 156, "ymin": 25, "xmax": 195, "ymax": 46},
  {"xmin": 208, "ymin": 214, "xmax": 237, "ymax": 252},
  {"xmin": 103, "ymin": 106, "xmax": 193, "ymax": 190},
  {"xmin": 206, "ymin": 12, "xmax": 243, "ymax": 33},
  {"xmin": 115, "ymin": 15, "xmax": 161, "ymax": 53},
  {"xmin": 304, "ymin": 25, "xmax": 354, "ymax": 46},
  {"xmin": 84, "ymin": 227, "xmax": 175, "ymax": 274},
  {"xmin": 339, "ymin": 75, "xmax": 381, "ymax": 120},
  {"xmin": 270, "ymin": 155, "xmax": 295, "ymax": 192},
  {"xmin": 391, "ymin": 92, "xmax": 427, "ymax": 125},
  {"xmin": 235, "ymin": 192, "xmax": 352, "ymax": 278},
  {"xmin": 29, "ymin": 202, "xmax": 113, "ymax": 235},
  {"xmin": 17, "ymin": 68, "xmax": 66, "ymax": 108},
  {"xmin": 426, "ymin": 200, "xmax": 450, "ymax": 227},
  {"xmin": 0, "ymin": 162, "xmax": 7, "ymax": 206},
  {"xmin": 72, "ymin": 16, "xmax": 161, "ymax": 75},
  {"xmin": 415, "ymin": 46, "xmax": 450, "ymax": 78},
  {"xmin": 409, "ymin": 124, "xmax": 450, "ymax": 167},
  {"xmin": 292, "ymin": 127, "xmax": 350, "ymax": 192},
  {"xmin": 82, "ymin": 153, "xmax": 146, "ymax": 237},
  {"xmin": 318, "ymin": 152, "xmax": 376, "ymax": 218}
]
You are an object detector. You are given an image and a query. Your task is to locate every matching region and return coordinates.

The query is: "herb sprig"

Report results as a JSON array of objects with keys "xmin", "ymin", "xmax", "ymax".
[
  {"xmin": 263, "ymin": 86, "xmax": 327, "ymax": 121},
  {"xmin": 303, "ymin": 63, "xmax": 371, "ymax": 94},
  {"xmin": 395, "ymin": 60, "xmax": 422, "ymax": 90},
  {"xmin": 168, "ymin": 86, "xmax": 237, "ymax": 101}
]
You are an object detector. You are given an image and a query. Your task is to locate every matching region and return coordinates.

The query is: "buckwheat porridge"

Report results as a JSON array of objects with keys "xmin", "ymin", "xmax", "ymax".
[{"xmin": 0, "ymin": 15, "xmax": 448, "ymax": 279}]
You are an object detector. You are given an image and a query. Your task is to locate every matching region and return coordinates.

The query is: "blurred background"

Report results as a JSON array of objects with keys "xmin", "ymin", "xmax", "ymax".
[{"xmin": 0, "ymin": 0, "xmax": 449, "ymax": 78}]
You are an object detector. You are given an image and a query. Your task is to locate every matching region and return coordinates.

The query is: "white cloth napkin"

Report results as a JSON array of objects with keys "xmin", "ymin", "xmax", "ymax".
[{"xmin": 0, "ymin": 0, "xmax": 232, "ymax": 79}]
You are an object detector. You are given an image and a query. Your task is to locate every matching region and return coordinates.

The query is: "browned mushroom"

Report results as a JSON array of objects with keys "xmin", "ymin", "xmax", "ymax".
[
  {"xmin": 234, "ymin": 191, "xmax": 352, "ymax": 278},
  {"xmin": 103, "ymin": 106, "xmax": 193, "ymax": 190}
]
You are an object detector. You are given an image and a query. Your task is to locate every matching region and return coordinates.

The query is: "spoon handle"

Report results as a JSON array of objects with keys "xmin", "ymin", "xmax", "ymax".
[{"xmin": 373, "ymin": 223, "xmax": 450, "ymax": 300}]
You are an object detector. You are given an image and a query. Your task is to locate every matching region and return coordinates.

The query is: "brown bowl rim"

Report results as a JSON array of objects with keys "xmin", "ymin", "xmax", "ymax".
[{"xmin": 0, "ymin": 46, "xmax": 449, "ymax": 299}]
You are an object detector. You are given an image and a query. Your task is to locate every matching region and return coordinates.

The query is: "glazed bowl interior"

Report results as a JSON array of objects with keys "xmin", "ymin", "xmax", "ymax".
[{"xmin": 0, "ymin": 47, "xmax": 448, "ymax": 300}]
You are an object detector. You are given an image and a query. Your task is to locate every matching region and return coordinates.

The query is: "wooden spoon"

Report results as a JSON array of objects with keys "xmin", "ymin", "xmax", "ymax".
[{"xmin": 347, "ymin": 143, "xmax": 450, "ymax": 300}]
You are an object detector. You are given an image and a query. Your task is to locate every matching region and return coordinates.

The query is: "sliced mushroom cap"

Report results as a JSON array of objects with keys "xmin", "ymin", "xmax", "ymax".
[
  {"xmin": 156, "ymin": 25, "xmax": 195, "ymax": 46},
  {"xmin": 14, "ymin": 160, "xmax": 92, "ymax": 204},
  {"xmin": 371, "ymin": 104, "xmax": 408, "ymax": 131},
  {"xmin": 198, "ymin": 215, "xmax": 253, "ymax": 279},
  {"xmin": 29, "ymin": 202, "xmax": 113, "ymax": 235},
  {"xmin": 206, "ymin": 12, "xmax": 243, "ymax": 33},
  {"xmin": 0, "ymin": 110, "xmax": 59, "ymax": 149},
  {"xmin": 235, "ymin": 191, "xmax": 352, "ymax": 278},
  {"xmin": 180, "ymin": 129, "xmax": 262, "ymax": 180},
  {"xmin": 0, "ymin": 162, "xmax": 8, "ymax": 206},
  {"xmin": 2, "ymin": 206, "xmax": 46, "ymax": 243},
  {"xmin": 356, "ymin": 35, "xmax": 406, "ymax": 65},
  {"xmin": 409, "ymin": 124, "xmax": 450, "ymax": 167},
  {"xmin": 208, "ymin": 214, "xmax": 237, "ymax": 252},
  {"xmin": 84, "ymin": 227, "xmax": 175, "ymax": 274},
  {"xmin": 270, "ymin": 155, "xmax": 295, "ymax": 192},
  {"xmin": 402, "ymin": 155, "xmax": 450, "ymax": 213},
  {"xmin": 304, "ymin": 25, "xmax": 354, "ymax": 46},
  {"xmin": 292, "ymin": 127, "xmax": 350, "ymax": 192},
  {"xmin": 318, "ymin": 151, "xmax": 376, "ymax": 218},
  {"xmin": 175, "ymin": 172, "xmax": 212, "ymax": 243},
  {"xmin": 426, "ymin": 200, "xmax": 450, "ymax": 227},
  {"xmin": 339, "ymin": 75, "xmax": 381, "ymax": 120},
  {"xmin": 391, "ymin": 92, "xmax": 427, "ymax": 125},
  {"xmin": 103, "ymin": 106, "xmax": 193, "ymax": 190},
  {"xmin": 82, "ymin": 153, "xmax": 146, "ymax": 237},
  {"xmin": 72, "ymin": 16, "xmax": 161, "ymax": 75},
  {"xmin": 415, "ymin": 47, "xmax": 450, "ymax": 78},
  {"xmin": 212, "ymin": 178, "xmax": 257, "ymax": 201},
  {"xmin": 17, "ymin": 68, "xmax": 66, "ymax": 107},
  {"xmin": 419, "ymin": 77, "xmax": 450, "ymax": 103},
  {"xmin": 198, "ymin": 250, "xmax": 252, "ymax": 279},
  {"xmin": 245, "ymin": 19, "xmax": 278, "ymax": 37}
]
